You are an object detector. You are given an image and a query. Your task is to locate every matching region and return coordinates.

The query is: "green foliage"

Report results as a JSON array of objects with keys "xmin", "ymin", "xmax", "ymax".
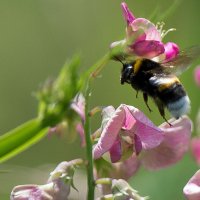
[
  {"xmin": 37, "ymin": 55, "xmax": 82, "ymax": 127},
  {"xmin": 0, "ymin": 56, "xmax": 85, "ymax": 163}
]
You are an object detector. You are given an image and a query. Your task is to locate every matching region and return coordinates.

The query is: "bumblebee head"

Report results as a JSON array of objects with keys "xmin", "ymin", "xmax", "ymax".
[{"xmin": 121, "ymin": 64, "xmax": 133, "ymax": 84}]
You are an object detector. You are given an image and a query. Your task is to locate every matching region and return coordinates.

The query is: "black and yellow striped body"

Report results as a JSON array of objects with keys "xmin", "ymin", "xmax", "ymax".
[{"xmin": 121, "ymin": 58, "xmax": 190, "ymax": 120}]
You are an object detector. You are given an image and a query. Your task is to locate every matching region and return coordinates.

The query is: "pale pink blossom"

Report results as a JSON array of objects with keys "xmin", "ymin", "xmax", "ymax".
[
  {"xmin": 93, "ymin": 104, "xmax": 164, "ymax": 161},
  {"xmin": 93, "ymin": 104, "xmax": 192, "ymax": 173},
  {"xmin": 71, "ymin": 93, "xmax": 85, "ymax": 121},
  {"xmin": 96, "ymin": 178, "xmax": 148, "ymax": 200},
  {"xmin": 71, "ymin": 93, "xmax": 86, "ymax": 145},
  {"xmin": 183, "ymin": 170, "xmax": 200, "ymax": 200},
  {"xmin": 141, "ymin": 117, "xmax": 192, "ymax": 169},
  {"xmin": 10, "ymin": 159, "xmax": 83, "ymax": 200}
]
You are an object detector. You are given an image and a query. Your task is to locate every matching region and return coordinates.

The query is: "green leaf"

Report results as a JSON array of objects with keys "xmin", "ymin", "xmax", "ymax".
[
  {"xmin": 0, "ymin": 118, "xmax": 48, "ymax": 163},
  {"xmin": 37, "ymin": 55, "xmax": 82, "ymax": 127}
]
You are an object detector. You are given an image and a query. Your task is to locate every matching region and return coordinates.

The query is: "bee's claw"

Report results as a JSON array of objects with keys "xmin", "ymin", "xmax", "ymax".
[
  {"xmin": 163, "ymin": 116, "xmax": 172, "ymax": 127},
  {"xmin": 143, "ymin": 93, "xmax": 152, "ymax": 112}
]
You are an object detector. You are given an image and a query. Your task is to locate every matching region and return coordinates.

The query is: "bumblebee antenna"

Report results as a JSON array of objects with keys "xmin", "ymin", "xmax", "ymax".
[{"xmin": 113, "ymin": 56, "xmax": 125, "ymax": 65}]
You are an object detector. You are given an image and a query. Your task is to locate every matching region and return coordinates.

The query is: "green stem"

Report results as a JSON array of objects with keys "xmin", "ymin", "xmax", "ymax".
[
  {"xmin": 83, "ymin": 53, "xmax": 112, "ymax": 200},
  {"xmin": 84, "ymin": 80, "xmax": 95, "ymax": 200}
]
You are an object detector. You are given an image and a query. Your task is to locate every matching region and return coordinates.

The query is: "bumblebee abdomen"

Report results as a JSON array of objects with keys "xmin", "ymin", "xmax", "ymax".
[
  {"xmin": 158, "ymin": 83, "xmax": 190, "ymax": 118},
  {"xmin": 149, "ymin": 76, "xmax": 190, "ymax": 118},
  {"xmin": 167, "ymin": 95, "xmax": 190, "ymax": 119}
]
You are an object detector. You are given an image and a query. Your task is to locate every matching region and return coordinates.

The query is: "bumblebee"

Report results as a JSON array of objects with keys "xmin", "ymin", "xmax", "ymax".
[{"xmin": 120, "ymin": 46, "xmax": 200, "ymax": 125}]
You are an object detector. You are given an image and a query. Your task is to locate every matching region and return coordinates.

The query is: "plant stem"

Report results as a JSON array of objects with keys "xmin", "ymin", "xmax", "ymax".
[
  {"xmin": 83, "ymin": 51, "xmax": 116, "ymax": 199},
  {"xmin": 84, "ymin": 80, "xmax": 95, "ymax": 200}
]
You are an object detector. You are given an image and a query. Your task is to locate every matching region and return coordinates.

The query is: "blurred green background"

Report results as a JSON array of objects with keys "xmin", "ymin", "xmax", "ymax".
[{"xmin": 0, "ymin": 0, "xmax": 200, "ymax": 199}]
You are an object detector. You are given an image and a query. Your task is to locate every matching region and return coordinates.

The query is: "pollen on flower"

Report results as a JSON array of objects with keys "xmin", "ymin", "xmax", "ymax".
[{"xmin": 156, "ymin": 22, "xmax": 176, "ymax": 39}]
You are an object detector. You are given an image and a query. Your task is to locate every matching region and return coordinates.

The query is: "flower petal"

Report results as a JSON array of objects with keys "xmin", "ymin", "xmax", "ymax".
[
  {"xmin": 109, "ymin": 138, "xmax": 122, "ymax": 163},
  {"xmin": 121, "ymin": 2, "xmax": 135, "ymax": 25},
  {"xmin": 131, "ymin": 40, "xmax": 165, "ymax": 59},
  {"xmin": 163, "ymin": 42, "xmax": 179, "ymax": 62},
  {"xmin": 93, "ymin": 106, "xmax": 125, "ymax": 159},
  {"xmin": 191, "ymin": 137, "xmax": 200, "ymax": 166},
  {"xmin": 122, "ymin": 105, "xmax": 137, "ymax": 130},
  {"xmin": 131, "ymin": 18, "xmax": 161, "ymax": 41},
  {"xmin": 134, "ymin": 134, "xmax": 142, "ymax": 155},
  {"xmin": 71, "ymin": 93, "xmax": 85, "ymax": 121},
  {"xmin": 194, "ymin": 66, "xmax": 200, "ymax": 87},
  {"xmin": 10, "ymin": 185, "xmax": 43, "ymax": 200},
  {"xmin": 101, "ymin": 106, "xmax": 116, "ymax": 130},
  {"xmin": 76, "ymin": 123, "xmax": 85, "ymax": 147},
  {"xmin": 183, "ymin": 170, "xmax": 200, "ymax": 200},
  {"xmin": 110, "ymin": 155, "xmax": 140, "ymax": 180},
  {"xmin": 142, "ymin": 116, "xmax": 192, "ymax": 170},
  {"xmin": 126, "ymin": 105, "xmax": 164, "ymax": 149}
]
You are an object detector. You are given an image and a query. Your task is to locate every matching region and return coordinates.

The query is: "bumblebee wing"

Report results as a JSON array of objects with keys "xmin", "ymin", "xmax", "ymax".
[{"xmin": 160, "ymin": 45, "xmax": 200, "ymax": 75}]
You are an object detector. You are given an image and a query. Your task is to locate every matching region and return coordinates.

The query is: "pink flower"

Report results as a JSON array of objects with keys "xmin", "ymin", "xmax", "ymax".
[
  {"xmin": 10, "ymin": 182, "xmax": 69, "ymax": 200},
  {"xmin": 191, "ymin": 137, "xmax": 200, "ymax": 166},
  {"xmin": 111, "ymin": 2, "xmax": 179, "ymax": 62},
  {"xmin": 194, "ymin": 66, "xmax": 200, "ymax": 87},
  {"xmin": 141, "ymin": 117, "xmax": 192, "ymax": 169},
  {"xmin": 71, "ymin": 93, "xmax": 85, "ymax": 122},
  {"xmin": 183, "ymin": 170, "xmax": 200, "ymax": 200},
  {"xmin": 93, "ymin": 105, "xmax": 164, "ymax": 161},
  {"xmin": 93, "ymin": 104, "xmax": 192, "ymax": 172},
  {"xmin": 96, "ymin": 178, "xmax": 148, "ymax": 200},
  {"xmin": 71, "ymin": 93, "xmax": 86, "ymax": 146},
  {"xmin": 10, "ymin": 159, "xmax": 83, "ymax": 200}
]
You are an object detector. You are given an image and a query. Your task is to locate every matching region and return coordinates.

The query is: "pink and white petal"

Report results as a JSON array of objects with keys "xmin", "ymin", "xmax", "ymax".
[
  {"xmin": 126, "ymin": 105, "xmax": 164, "ymax": 149},
  {"xmin": 122, "ymin": 105, "xmax": 137, "ymax": 130},
  {"xmin": 131, "ymin": 40, "xmax": 165, "ymax": 59},
  {"xmin": 191, "ymin": 137, "xmax": 200, "ymax": 166},
  {"xmin": 126, "ymin": 26, "xmax": 146, "ymax": 45},
  {"xmin": 71, "ymin": 93, "xmax": 85, "ymax": 121},
  {"xmin": 93, "ymin": 106, "xmax": 126, "ymax": 159},
  {"xmin": 109, "ymin": 139, "xmax": 122, "ymax": 163},
  {"xmin": 110, "ymin": 154, "xmax": 140, "ymax": 180},
  {"xmin": 131, "ymin": 18, "xmax": 161, "ymax": 41},
  {"xmin": 76, "ymin": 123, "xmax": 85, "ymax": 147},
  {"xmin": 110, "ymin": 39, "xmax": 126, "ymax": 50},
  {"xmin": 183, "ymin": 170, "xmax": 200, "ymax": 200},
  {"xmin": 141, "ymin": 116, "xmax": 192, "ymax": 170},
  {"xmin": 134, "ymin": 134, "xmax": 142, "ymax": 155},
  {"xmin": 121, "ymin": 2, "xmax": 135, "ymax": 25},
  {"xmin": 163, "ymin": 42, "xmax": 179, "ymax": 62},
  {"xmin": 10, "ymin": 185, "xmax": 43, "ymax": 200},
  {"xmin": 101, "ymin": 106, "xmax": 116, "ymax": 130},
  {"xmin": 194, "ymin": 66, "xmax": 200, "ymax": 87}
]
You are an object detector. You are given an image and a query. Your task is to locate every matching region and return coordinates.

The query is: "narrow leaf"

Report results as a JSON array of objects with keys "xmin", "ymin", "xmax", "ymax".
[{"xmin": 0, "ymin": 118, "xmax": 48, "ymax": 163}]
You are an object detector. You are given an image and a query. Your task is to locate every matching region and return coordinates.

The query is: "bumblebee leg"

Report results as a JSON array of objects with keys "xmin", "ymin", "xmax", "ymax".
[
  {"xmin": 143, "ymin": 93, "xmax": 152, "ymax": 112},
  {"xmin": 156, "ymin": 100, "xmax": 172, "ymax": 127}
]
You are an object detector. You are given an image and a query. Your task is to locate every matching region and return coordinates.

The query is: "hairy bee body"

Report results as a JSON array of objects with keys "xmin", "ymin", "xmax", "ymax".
[{"xmin": 121, "ymin": 58, "xmax": 190, "ymax": 120}]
